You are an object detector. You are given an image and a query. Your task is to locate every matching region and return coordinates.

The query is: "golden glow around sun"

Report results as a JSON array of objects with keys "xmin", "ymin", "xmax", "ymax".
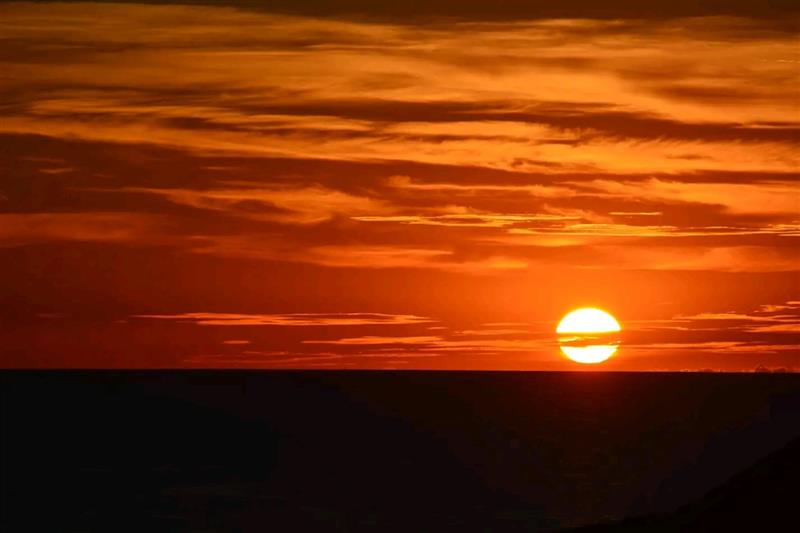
[{"xmin": 557, "ymin": 308, "xmax": 621, "ymax": 364}]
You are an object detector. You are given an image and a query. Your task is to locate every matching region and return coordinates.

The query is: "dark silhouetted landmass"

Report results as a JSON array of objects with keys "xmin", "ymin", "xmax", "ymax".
[
  {"xmin": 1, "ymin": 371, "xmax": 798, "ymax": 531},
  {"xmin": 570, "ymin": 436, "xmax": 799, "ymax": 532}
]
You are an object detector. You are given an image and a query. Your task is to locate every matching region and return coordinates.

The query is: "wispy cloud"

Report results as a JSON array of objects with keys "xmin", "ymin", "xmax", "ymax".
[
  {"xmin": 103, "ymin": 185, "xmax": 390, "ymax": 224},
  {"xmin": 1, "ymin": 2, "xmax": 797, "ymax": 275},
  {"xmin": 623, "ymin": 300, "xmax": 800, "ymax": 357},
  {"xmin": 304, "ymin": 335, "xmax": 442, "ymax": 345},
  {"xmin": 670, "ymin": 301, "xmax": 800, "ymax": 333},
  {"xmin": 0, "ymin": 212, "xmax": 164, "ymax": 246},
  {"xmin": 352, "ymin": 213, "xmax": 579, "ymax": 228},
  {"xmin": 134, "ymin": 312, "xmax": 434, "ymax": 326},
  {"xmin": 574, "ymin": 179, "xmax": 800, "ymax": 217},
  {"xmin": 2, "ymin": 4, "xmax": 797, "ymax": 173}
]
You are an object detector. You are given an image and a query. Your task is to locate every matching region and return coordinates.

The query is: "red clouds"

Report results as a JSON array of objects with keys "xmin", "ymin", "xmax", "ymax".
[{"xmin": 0, "ymin": 2, "xmax": 797, "ymax": 369}]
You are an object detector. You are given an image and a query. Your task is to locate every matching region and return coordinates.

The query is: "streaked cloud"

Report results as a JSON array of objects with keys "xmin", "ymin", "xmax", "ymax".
[
  {"xmin": 670, "ymin": 301, "xmax": 800, "ymax": 333},
  {"xmin": 2, "ymin": 4, "xmax": 797, "ymax": 173},
  {"xmin": 135, "ymin": 312, "xmax": 434, "ymax": 326},
  {"xmin": 304, "ymin": 335, "xmax": 442, "ymax": 345},
  {"xmin": 574, "ymin": 179, "xmax": 800, "ymax": 216},
  {"xmin": 106, "ymin": 185, "xmax": 389, "ymax": 224},
  {"xmin": 622, "ymin": 300, "xmax": 800, "ymax": 358},
  {"xmin": 352, "ymin": 213, "xmax": 579, "ymax": 228},
  {"xmin": 385, "ymin": 175, "xmax": 575, "ymax": 197},
  {"xmin": 0, "ymin": 212, "xmax": 163, "ymax": 246}
]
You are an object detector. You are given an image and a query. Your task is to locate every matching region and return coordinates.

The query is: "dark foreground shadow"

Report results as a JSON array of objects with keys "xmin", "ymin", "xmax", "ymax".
[
  {"xmin": 569, "ymin": 436, "xmax": 799, "ymax": 532},
  {"xmin": 1, "ymin": 371, "xmax": 798, "ymax": 532}
]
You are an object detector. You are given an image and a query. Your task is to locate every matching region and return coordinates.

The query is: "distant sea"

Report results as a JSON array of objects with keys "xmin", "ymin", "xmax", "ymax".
[{"xmin": 1, "ymin": 370, "xmax": 798, "ymax": 531}]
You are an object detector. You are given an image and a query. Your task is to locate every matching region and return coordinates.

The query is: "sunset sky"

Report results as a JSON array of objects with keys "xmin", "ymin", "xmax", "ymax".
[{"xmin": 1, "ymin": 1, "xmax": 798, "ymax": 370}]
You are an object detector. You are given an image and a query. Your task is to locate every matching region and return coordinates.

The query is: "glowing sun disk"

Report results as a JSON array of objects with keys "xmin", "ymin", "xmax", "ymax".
[
  {"xmin": 560, "ymin": 344, "xmax": 619, "ymax": 364},
  {"xmin": 557, "ymin": 308, "xmax": 621, "ymax": 364},
  {"xmin": 556, "ymin": 308, "xmax": 621, "ymax": 334}
]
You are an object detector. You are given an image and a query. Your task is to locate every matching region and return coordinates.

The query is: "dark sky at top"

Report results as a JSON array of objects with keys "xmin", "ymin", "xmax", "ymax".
[{"xmin": 15, "ymin": 0, "xmax": 800, "ymax": 21}]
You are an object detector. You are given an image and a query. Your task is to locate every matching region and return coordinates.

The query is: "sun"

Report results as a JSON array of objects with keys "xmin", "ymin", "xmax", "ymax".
[
  {"xmin": 556, "ymin": 308, "xmax": 621, "ymax": 364},
  {"xmin": 557, "ymin": 308, "xmax": 621, "ymax": 335}
]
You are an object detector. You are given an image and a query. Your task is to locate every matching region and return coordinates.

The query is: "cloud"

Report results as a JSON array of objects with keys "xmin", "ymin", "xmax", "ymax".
[
  {"xmin": 626, "ymin": 341, "xmax": 799, "ymax": 354},
  {"xmin": 759, "ymin": 301, "xmax": 800, "ymax": 313},
  {"xmin": 670, "ymin": 301, "xmax": 800, "ymax": 333},
  {"xmin": 629, "ymin": 246, "xmax": 800, "ymax": 273},
  {"xmin": 385, "ymin": 175, "xmax": 576, "ymax": 198},
  {"xmin": 353, "ymin": 213, "xmax": 579, "ymax": 228},
  {"xmin": 183, "ymin": 352, "xmax": 358, "ymax": 367},
  {"xmin": 104, "ymin": 184, "xmax": 389, "ymax": 224},
  {"xmin": 304, "ymin": 335, "xmax": 442, "ymax": 345},
  {"xmin": 134, "ymin": 312, "xmax": 434, "ymax": 326},
  {"xmin": 2, "ymin": 4, "xmax": 797, "ymax": 278},
  {"xmin": 458, "ymin": 329, "xmax": 530, "ymax": 336},
  {"xmin": 2, "ymin": 4, "xmax": 797, "ymax": 174},
  {"xmin": 609, "ymin": 211, "xmax": 662, "ymax": 217},
  {"xmin": 575, "ymin": 179, "xmax": 800, "ymax": 217},
  {"xmin": 305, "ymin": 245, "xmax": 529, "ymax": 272},
  {"xmin": 0, "ymin": 212, "xmax": 162, "ymax": 246},
  {"xmin": 504, "ymin": 244, "xmax": 798, "ymax": 273},
  {"xmin": 622, "ymin": 300, "xmax": 800, "ymax": 357}
]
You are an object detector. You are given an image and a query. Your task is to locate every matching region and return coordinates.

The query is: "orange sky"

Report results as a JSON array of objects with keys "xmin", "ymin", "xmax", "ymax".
[{"xmin": 0, "ymin": 1, "xmax": 798, "ymax": 370}]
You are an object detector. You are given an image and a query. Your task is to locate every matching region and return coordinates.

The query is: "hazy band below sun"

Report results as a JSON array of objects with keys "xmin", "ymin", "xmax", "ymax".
[{"xmin": 557, "ymin": 308, "xmax": 621, "ymax": 364}]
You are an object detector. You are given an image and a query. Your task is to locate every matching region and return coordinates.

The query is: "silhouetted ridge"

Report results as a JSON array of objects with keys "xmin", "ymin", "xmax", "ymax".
[{"xmin": 572, "ymin": 437, "xmax": 799, "ymax": 532}]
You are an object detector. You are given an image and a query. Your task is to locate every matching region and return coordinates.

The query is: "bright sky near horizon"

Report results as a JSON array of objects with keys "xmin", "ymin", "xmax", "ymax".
[{"xmin": 0, "ymin": 1, "xmax": 798, "ymax": 370}]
